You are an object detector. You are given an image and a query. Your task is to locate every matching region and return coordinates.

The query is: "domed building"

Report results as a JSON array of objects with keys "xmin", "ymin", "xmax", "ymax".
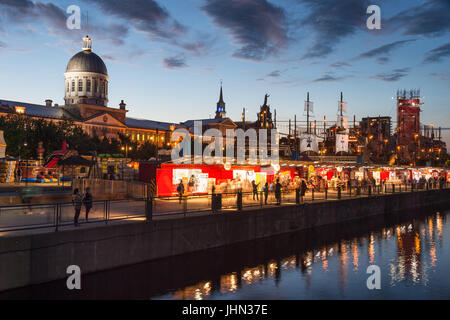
[
  {"xmin": 65, "ymin": 35, "xmax": 109, "ymax": 107},
  {"xmin": 0, "ymin": 35, "xmax": 178, "ymax": 149}
]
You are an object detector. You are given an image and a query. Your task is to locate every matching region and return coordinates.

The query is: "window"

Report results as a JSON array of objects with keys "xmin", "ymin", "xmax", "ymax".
[
  {"xmin": 78, "ymin": 79, "xmax": 83, "ymax": 92},
  {"xmin": 86, "ymin": 79, "xmax": 91, "ymax": 92},
  {"xmin": 66, "ymin": 82, "xmax": 69, "ymax": 93},
  {"xmin": 94, "ymin": 79, "xmax": 98, "ymax": 93},
  {"xmin": 71, "ymin": 80, "xmax": 75, "ymax": 92},
  {"xmin": 101, "ymin": 82, "xmax": 105, "ymax": 95}
]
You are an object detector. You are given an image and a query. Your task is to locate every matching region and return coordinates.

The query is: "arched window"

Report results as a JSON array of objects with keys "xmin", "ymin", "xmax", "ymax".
[
  {"xmin": 78, "ymin": 79, "xmax": 83, "ymax": 92},
  {"xmin": 86, "ymin": 79, "xmax": 91, "ymax": 92}
]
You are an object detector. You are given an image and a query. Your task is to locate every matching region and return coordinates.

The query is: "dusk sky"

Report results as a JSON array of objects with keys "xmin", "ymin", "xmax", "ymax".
[{"xmin": 0, "ymin": 0, "xmax": 449, "ymax": 144}]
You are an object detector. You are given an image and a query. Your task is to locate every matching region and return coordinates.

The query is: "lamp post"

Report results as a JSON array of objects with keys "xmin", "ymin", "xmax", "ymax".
[
  {"xmin": 121, "ymin": 145, "xmax": 133, "ymax": 180},
  {"xmin": 23, "ymin": 141, "xmax": 28, "ymax": 187}
]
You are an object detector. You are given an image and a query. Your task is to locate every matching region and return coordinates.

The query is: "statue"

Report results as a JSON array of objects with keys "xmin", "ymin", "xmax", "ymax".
[{"xmin": 263, "ymin": 94, "xmax": 270, "ymax": 106}]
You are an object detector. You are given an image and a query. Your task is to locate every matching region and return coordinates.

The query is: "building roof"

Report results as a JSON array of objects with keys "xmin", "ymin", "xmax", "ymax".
[
  {"xmin": 66, "ymin": 51, "xmax": 108, "ymax": 75},
  {"xmin": 0, "ymin": 100, "xmax": 75, "ymax": 120},
  {"xmin": 0, "ymin": 99, "xmax": 190, "ymax": 132},
  {"xmin": 125, "ymin": 117, "xmax": 178, "ymax": 131},
  {"xmin": 181, "ymin": 118, "xmax": 238, "ymax": 129}
]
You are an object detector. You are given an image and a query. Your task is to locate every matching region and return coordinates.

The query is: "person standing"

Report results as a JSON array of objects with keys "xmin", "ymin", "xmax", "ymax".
[
  {"xmin": 252, "ymin": 180, "xmax": 259, "ymax": 201},
  {"xmin": 16, "ymin": 166, "xmax": 22, "ymax": 184},
  {"xmin": 275, "ymin": 179, "xmax": 282, "ymax": 205},
  {"xmin": 300, "ymin": 179, "xmax": 307, "ymax": 204},
  {"xmin": 83, "ymin": 187, "xmax": 93, "ymax": 222},
  {"xmin": 72, "ymin": 189, "xmax": 82, "ymax": 227},
  {"xmin": 177, "ymin": 180, "xmax": 185, "ymax": 204},
  {"xmin": 264, "ymin": 182, "xmax": 269, "ymax": 205}
]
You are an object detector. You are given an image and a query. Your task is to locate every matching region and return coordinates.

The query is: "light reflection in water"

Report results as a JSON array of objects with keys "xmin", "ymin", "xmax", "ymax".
[
  {"xmin": 352, "ymin": 241, "xmax": 359, "ymax": 272},
  {"xmin": 168, "ymin": 211, "xmax": 448, "ymax": 299}
]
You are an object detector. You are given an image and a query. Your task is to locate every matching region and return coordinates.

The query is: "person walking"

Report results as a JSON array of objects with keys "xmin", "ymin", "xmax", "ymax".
[
  {"xmin": 177, "ymin": 180, "xmax": 185, "ymax": 204},
  {"xmin": 83, "ymin": 187, "xmax": 93, "ymax": 222},
  {"xmin": 264, "ymin": 182, "xmax": 269, "ymax": 205},
  {"xmin": 275, "ymin": 179, "xmax": 282, "ymax": 205},
  {"xmin": 252, "ymin": 180, "xmax": 259, "ymax": 201},
  {"xmin": 72, "ymin": 189, "xmax": 82, "ymax": 227}
]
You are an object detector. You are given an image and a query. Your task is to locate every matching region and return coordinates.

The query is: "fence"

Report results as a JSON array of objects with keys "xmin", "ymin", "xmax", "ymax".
[{"xmin": 0, "ymin": 181, "xmax": 449, "ymax": 233}]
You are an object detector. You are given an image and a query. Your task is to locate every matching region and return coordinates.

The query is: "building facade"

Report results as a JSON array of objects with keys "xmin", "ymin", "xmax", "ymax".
[{"xmin": 0, "ymin": 36, "xmax": 178, "ymax": 150}]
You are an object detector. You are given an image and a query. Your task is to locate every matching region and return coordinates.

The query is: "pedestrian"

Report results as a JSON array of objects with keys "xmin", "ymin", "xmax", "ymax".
[
  {"xmin": 264, "ymin": 182, "xmax": 269, "ymax": 205},
  {"xmin": 16, "ymin": 166, "xmax": 22, "ymax": 184},
  {"xmin": 300, "ymin": 179, "xmax": 307, "ymax": 204},
  {"xmin": 72, "ymin": 189, "xmax": 82, "ymax": 227},
  {"xmin": 275, "ymin": 179, "xmax": 282, "ymax": 205},
  {"xmin": 83, "ymin": 187, "xmax": 93, "ymax": 222},
  {"xmin": 252, "ymin": 180, "xmax": 259, "ymax": 201},
  {"xmin": 177, "ymin": 180, "xmax": 184, "ymax": 204}
]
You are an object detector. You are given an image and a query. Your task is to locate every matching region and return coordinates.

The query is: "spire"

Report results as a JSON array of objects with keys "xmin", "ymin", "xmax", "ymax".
[
  {"xmin": 218, "ymin": 85, "xmax": 224, "ymax": 104},
  {"xmin": 215, "ymin": 82, "xmax": 226, "ymax": 119}
]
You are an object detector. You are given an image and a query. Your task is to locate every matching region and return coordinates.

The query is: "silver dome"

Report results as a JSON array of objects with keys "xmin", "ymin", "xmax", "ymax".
[{"xmin": 66, "ymin": 51, "xmax": 108, "ymax": 75}]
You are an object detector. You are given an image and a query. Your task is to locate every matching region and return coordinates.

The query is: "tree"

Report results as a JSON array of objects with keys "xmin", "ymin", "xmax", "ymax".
[{"xmin": 0, "ymin": 114, "xmax": 165, "ymax": 161}]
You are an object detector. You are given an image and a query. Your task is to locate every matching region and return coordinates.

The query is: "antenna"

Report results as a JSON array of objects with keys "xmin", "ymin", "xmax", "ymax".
[{"xmin": 86, "ymin": 11, "xmax": 89, "ymax": 35}]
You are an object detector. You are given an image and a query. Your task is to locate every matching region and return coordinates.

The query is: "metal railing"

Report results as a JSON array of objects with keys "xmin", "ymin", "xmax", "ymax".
[{"xmin": 0, "ymin": 181, "xmax": 448, "ymax": 233}]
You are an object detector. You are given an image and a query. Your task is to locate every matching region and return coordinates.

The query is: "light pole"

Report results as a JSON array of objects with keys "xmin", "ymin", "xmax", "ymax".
[
  {"xmin": 23, "ymin": 141, "xmax": 28, "ymax": 187},
  {"xmin": 121, "ymin": 145, "xmax": 133, "ymax": 180}
]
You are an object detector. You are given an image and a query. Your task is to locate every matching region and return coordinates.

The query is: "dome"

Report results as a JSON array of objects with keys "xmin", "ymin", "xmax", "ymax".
[{"xmin": 66, "ymin": 50, "xmax": 108, "ymax": 75}]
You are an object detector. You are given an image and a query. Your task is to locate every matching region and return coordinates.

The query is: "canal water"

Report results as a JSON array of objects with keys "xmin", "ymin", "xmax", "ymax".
[{"xmin": 1, "ymin": 206, "xmax": 450, "ymax": 300}]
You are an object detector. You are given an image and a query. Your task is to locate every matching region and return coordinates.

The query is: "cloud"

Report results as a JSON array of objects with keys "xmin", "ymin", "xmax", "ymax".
[
  {"xmin": 87, "ymin": 0, "xmax": 184, "ymax": 40},
  {"xmin": 0, "ymin": 1, "xmax": 128, "ymax": 46},
  {"xmin": 299, "ymin": 0, "xmax": 370, "ymax": 59},
  {"xmin": 87, "ymin": 0, "xmax": 212, "ymax": 55},
  {"xmin": 267, "ymin": 70, "xmax": 281, "ymax": 77},
  {"xmin": 424, "ymin": 43, "xmax": 450, "ymax": 63},
  {"xmin": 354, "ymin": 39, "xmax": 417, "ymax": 63},
  {"xmin": 372, "ymin": 68, "xmax": 410, "ymax": 82},
  {"xmin": 202, "ymin": 0, "xmax": 288, "ymax": 61},
  {"xmin": 102, "ymin": 55, "xmax": 115, "ymax": 62},
  {"xmin": 387, "ymin": 0, "xmax": 450, "ymax": 37},
  {"xmin": 163, "ymin": 56, "xmax": 188, "ymax": 69},
  {"xmin": 313, "ymin": 74, "xmax": 348, "ymax": 82},
  {"xmin": 430, "ymin": 72, "xmax": 450, "ymax": 82},
  {"xmin": 329, "ymin": 62, "xmax": 351, "ymax": 68}
]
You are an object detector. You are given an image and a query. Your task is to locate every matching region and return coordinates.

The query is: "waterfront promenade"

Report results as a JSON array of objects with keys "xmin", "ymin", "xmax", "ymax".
[{"xmin": 0, "ymin": 182, "xmax": 448, "ymax": 237}]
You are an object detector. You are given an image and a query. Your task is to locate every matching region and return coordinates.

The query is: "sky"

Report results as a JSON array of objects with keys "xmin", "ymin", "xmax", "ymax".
[{"xmin": 0, "ymin": 0, "xmax": 449, "ymax": 145}]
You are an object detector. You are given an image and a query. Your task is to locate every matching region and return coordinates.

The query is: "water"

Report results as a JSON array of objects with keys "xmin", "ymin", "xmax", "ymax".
[{"xmin": 1, "ymin": 206, "xmax": 450, "ymax": 300}]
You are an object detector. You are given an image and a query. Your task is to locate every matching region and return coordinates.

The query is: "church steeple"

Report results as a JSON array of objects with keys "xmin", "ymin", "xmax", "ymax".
[{"xmin": 215, "ymin": 83, "xmax": 226, "ymax": 119}]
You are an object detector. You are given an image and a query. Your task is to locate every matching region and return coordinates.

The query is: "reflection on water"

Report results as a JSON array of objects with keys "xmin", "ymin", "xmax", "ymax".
[
  {"xmin": 1, "ymin": 208, "xmax": 449, "ymax": 300},
  {"xmin": 156, "ymin": 210, "xmax": 449, "ymax": 300}
]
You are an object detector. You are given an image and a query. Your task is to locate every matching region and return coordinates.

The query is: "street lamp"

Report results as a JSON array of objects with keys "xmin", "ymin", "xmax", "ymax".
[{"xmin": 23, "ymin": 141, "xmax": 28, "ymax": 187}]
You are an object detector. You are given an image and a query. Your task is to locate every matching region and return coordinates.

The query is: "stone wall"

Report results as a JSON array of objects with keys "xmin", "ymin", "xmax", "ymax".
[{"xmin": 0, "ymin": 189, "xmax": 449, "ymax": 292}]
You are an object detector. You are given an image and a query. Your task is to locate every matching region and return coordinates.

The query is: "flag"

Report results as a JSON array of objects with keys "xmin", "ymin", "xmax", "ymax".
[
  {"xmin": 338, "ymin": 102, "xmax": 347, "ymax": 114},
  {"xmin": 300, "ymin": 134, "xmax": 319, "ymax": 153},
  {"xmin": 336, "ymin": 134, "xmax": 349, "ymax": 153},
  {"xmin": 304, "ymin": 101, "xmax": 314, "ymax": 114},
  {"xmin": 337, "ymin": 116, "xmax": 348, "ymax": 129}
]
